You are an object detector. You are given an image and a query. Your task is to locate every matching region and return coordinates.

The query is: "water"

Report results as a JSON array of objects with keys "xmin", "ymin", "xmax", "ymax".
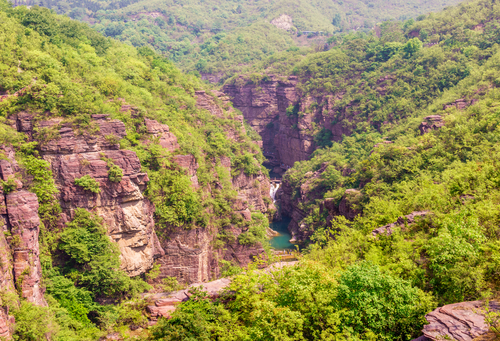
[
  {"xmin": 270, "ymin": 183, "xmax": 280, "ymax": 203},
  {"xmin": 269, "ymin": 216, "xmax": 295, "ymax": 250}
]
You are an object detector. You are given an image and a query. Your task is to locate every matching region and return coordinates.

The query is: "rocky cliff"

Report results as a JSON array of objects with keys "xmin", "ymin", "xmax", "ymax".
[
  {"xmin": 0, "ymin": 88, "xmax": 274, "ymax": 335},
  {"xmin": 223, "ymin": 75, "xmax": 354, "ymax": 174},
  {"xmin": 155, "ymin": 91, "xmax": 275, "ymax": 284},
  {"xmin": 11, "ymin": 112, "xmax": 162, "ymax": 277}
]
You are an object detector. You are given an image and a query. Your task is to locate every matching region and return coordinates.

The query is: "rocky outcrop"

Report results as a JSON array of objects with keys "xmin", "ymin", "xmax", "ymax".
[
  {"xmin": 154, "ymin": 93, "xmax": 276, "ymax": 284},
  {"xmin": 372, "ymin": 211, "xmax": 430, "ymax": 236},
  {"xmin": 9, "ymin": 113, "xmax": 162, "ymax": 277},
  {"xmin": 5, "ymin": 92, "xmax": 274, "ymax": 290},
  {"xmin": 144, "ymin": 118, "xmax": 179, "ymax": 152},
  {"xmin": 413, "ymin": 300, "xmax": 499, "ymax": 341},
  {"xmin": 281, "ymin": 161, "xmax": 363, "ymax": 242},
  {"xmin": 419, "ymin": 115, "xmax": 444, "ymax": 135},
  {"xmin": 224, "ymin": 76, "xmax": 355, "ymax": 171},
  {"xmin": 271, "ymin": 14, "xmax": 294, "ymax": 31},
  {"xmin": 0, "ymin": 307, "xmax": 14, "ymax": 340},
  {"xmin": 8, "ymin": 191, "xmax": 45, "ymax": 306},
  {"xmin": 0, "ymin": 148, "xmax": 46, "ymax": 307},
  {"xmin": 443, "ymin": 98, "xmax": 477, "ymax": 111}
]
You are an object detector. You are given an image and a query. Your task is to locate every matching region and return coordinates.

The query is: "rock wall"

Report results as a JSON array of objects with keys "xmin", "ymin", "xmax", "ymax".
[
  {"xmin": 0, "ymin": 146, "xmax": 46, "ymax": 338},
  {"xmin": 223, "ymin": 75, "xmax": 354, "ymax": 173},
  {"xmin": 154, "ymin": 91, "xmax": 275, "ymax": 284},
  {"xmin": 0, "ymin": 92, "xmax": 274, "ymax": 338},
  {"xmin": 9, "ymin": 113, "xmax": 164, "ymax": 277}
]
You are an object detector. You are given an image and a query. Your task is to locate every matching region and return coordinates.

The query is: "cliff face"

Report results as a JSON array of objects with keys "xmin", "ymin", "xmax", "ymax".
[
  {"xmin": 155, "ymin": 91, "xmax": 274, "ymax": 284},
  {"xmin": 0, "ymin": 147, "xmax": 47, "ymax": 339},
  {"xmin": 0, "ymin": 91, "xmax": 273, "ymax": 337},
  {"xmin": 11, "ymin": 113, "xmax": 162, "ymax": 278},
  {"xmin": 223, "ymin": 76, "xmax": 353, "ymax": 173}
]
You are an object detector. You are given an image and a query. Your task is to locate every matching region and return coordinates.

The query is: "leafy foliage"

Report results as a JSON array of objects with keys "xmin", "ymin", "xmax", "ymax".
[
  {"xmin": 58, "ymin": 209, "xmax": 149, "ymax": 297},
  {"xmin": 74, "ymin": 175, "xmax": 101, "ymax": 193},
  {"xmin": 150, "ymin": 261, "xmax": 434, "ymax": 340},
  {"xmin": 21, "ymin": 0, "xmax": 464, "ymax": 79}
]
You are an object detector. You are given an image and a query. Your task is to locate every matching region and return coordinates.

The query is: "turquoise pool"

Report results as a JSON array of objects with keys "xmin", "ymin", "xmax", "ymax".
[{"xmin": 269, "ymin": 216, "xmax": 296, "ymax": 250}]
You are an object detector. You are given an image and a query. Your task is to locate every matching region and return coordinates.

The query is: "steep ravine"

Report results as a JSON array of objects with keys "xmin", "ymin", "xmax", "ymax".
[
  {"xmin": 0, "ymin": 93, "xmax": 275, "ymax": 338},
  {"xmin": 223, "ymin": 76, "xmax": 353, "ymax": 243}
]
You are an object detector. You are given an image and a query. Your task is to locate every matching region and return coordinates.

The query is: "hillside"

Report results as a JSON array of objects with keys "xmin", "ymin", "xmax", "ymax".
[
  {"xmin": 0, "ymin": 1, "xmax": 274, "ymax": 339},
  {"xmin": 2, "ymin": 0, "xmax": 500, "ymax": 340},
  {"xmin": 138, "ymin": 0, "xmax": 500, "ymax": 338},
  {"xmin": 221, "ymin": 0, "xmax": 500, "ymax": 310},
  {"xmin": 10, "ymin": 0, "xmax": 465, "ymax": 80}
]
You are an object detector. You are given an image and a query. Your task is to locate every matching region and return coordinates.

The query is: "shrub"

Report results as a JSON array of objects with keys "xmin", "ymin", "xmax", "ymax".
[
  {"xmin": 74, "ymin": 175, "xmax": 101, "ymax": 193},
  {"xmin": 147, "ymin": 168, "xmax": 201, "ymax": 228},
  {"xmin": 58, "ymin": 209, "xmax": 150, "ymax": 297},
  {"xmin": 336, "ymin": 262, "xmax": 435, "ymax": 340},
  {"xmin": 107, "ymin": 165, "xmax": 123, "ymax": 182},
  {"xmin": 100, "ymin": 155, "xmax": 124, "ymax": 183},
  {"xmin": 1, "ymin": 177, "xmax": 16, "ymax": 193}
]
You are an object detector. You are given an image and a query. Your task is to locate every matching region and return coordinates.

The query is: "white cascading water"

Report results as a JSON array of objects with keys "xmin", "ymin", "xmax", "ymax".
[{"xmin": 270, "ymin": 183, "xmax": 280, "ymax": 203}]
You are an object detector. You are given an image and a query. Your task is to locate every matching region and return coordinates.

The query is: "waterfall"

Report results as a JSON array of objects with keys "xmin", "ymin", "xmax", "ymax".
[{"xmin": 270, "ymin": 183, "xmax": 280, "ymax": 203}]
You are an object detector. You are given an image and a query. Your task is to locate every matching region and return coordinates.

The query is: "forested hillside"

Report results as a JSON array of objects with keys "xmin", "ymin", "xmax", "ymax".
[
  {"xmin": 146, "ymin": 0, "xmax": 500, "ymax": 339},
  {"xmin": 2, "ymin": 0, "xmax": 500, "ymax": 340},
  {"xmin": 9, "ymin": 0, "xmax": 465, "ymax": 79},
  {"xmin": 0, "ymin": 1, "xmax": 274, "ymax": 339}
]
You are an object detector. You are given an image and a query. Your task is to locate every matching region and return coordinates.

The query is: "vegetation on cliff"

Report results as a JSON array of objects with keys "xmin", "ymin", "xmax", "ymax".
[{"xmin": 0, "ymin": 0, "xmax": 270, "ymax": 338}]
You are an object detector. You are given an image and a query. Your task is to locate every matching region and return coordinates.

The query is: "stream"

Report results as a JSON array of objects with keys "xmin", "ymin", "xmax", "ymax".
[{"xmin": 268, "ymin": 181, "xmax": 295, "ymax": 250}]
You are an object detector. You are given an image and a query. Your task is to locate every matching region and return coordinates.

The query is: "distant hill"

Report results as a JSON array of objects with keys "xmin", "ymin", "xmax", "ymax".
[{"xmin": 10, "ymin": 0, "xmax": 466, "ymax": 78}]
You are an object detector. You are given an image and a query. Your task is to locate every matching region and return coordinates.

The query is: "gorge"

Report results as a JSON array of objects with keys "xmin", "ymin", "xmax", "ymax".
[{"xmin": 2, "ymin": 0, "xmax": 500, "ymax": 339}]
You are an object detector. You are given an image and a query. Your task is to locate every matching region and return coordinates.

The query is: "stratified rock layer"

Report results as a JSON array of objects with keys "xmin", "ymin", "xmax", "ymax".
[
  {"xmin": 9, "ymin": 113, "xmax": 162, "ymax": 277},
  {"xmin": 154, "ymin": 91, "xmax": 275, "ymax": 284},
  {"xmin": 224, "ymin": 76, "xmax": 355, "ymax": 171}
]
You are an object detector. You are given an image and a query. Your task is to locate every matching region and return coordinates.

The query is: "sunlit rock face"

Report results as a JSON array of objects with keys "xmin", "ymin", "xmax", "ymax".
[{"xmin": 9, "ymin": 113, "xmax": 162, "ymax": 277}]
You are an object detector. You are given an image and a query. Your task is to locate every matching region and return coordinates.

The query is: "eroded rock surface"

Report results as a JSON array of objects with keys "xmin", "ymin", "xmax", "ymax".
[
  {"xmin": 154, "ymin": 94, "xmax": 276, "ymax": 284},
  {"xmin": 224, "ymin": 76, "xmax": 357, "ymax": 171},
  {"xmin": 9, "ymin": 114, "xmax": 162, "ymax": 277},
  {"xmin": 0, "ymin": 307, "xmax": 13, "ymax": 340},
  {"xmin": 414, "ymin": 301, "xmax": 500, "ymax": 341},
  {"xmin": 0, "ymin": 148, "xmax": 46, "ymax": 308}
]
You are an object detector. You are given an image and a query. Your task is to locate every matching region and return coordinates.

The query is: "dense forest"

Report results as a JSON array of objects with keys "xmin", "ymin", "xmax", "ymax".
[{"xmin": 8, "ymin": 0, "xmax": 464, "ymax": 79}]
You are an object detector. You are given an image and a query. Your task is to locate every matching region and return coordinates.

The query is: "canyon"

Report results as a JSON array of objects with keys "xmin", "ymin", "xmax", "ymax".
[
  {"xmin": 0, "ymin": 91, "xmax": 275, "ymax": 337},
  {"xmin": 223, "ymin": 76, "xmax": 357, "ymax": 242}
]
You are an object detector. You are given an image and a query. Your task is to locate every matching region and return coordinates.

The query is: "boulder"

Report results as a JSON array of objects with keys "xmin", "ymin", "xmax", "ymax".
[{"xmin": 413, "ymin": 301, "xmax": 500, "ymax": 341}]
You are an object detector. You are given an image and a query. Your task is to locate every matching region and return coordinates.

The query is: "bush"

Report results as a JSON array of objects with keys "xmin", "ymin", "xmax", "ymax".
[
  {"xmin": 336, "ymin": 262, "xmax": 435, "ymax": 340},
  {"xmin": 107, "ymin": 164, "xmax": 123, "ymax": 183},
  {"xmin": 1, "ymin": 177, "xmax": 16, "ymax": 193},
  {"xmin": 74, "ymin": 175, "xmax": 101, "ymax": 193},
  {"xmin": 58, "ymin": 209, "xmax": 150, "ymax": 297},
  {"xmin": 147, "ymin": 168, "xmax": 201, "ymax": 228},
  {"xmin": 231, "ymin": 153, "xmax": 260, "ymax": 176}
]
